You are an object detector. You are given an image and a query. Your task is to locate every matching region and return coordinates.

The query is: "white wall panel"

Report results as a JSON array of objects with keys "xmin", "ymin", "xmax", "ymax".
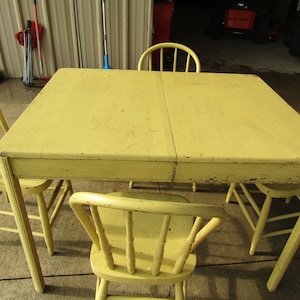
[
  {"xmin": 0, "ymin": 0, "xmax": 153, "ymax": 78},
  {"xmin": 107, "ymin": 0, "xmax": 153, "ymax": 69},
  {"xmin": 0, "ymin": 0, "xmax": 25, "ymax": 78}
]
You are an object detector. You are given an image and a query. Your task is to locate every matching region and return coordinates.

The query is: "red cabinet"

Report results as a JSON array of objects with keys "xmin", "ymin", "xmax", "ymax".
[{"xmin": 153, "ymin": 0, "xmax": 174, "ymax": 44}]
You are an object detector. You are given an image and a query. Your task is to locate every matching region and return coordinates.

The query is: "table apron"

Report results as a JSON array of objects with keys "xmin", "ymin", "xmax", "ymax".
[
  {"xmin": 175, "ymin": 162, "xmax": 300, "ymax": 184},
  {"xmin": 9, "ymin": 158, "xmax": 176, "ymax": 182}
]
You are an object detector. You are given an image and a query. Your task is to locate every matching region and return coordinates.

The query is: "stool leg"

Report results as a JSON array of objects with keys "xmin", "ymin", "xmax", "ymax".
[
  {"xmin": 267, "ymin": 216, "xmax": 300, "ymax": 291},
  {"xmin": 192, "ymin": 182, "xmax": 197, "ymax": 192},
  {"xmin": 225, "ymin": 183, "xmax": 236, "ymax": 203},
  {"xmin": 36, "ymin": 193, "xmax": 54, "ymax": 255},
  {"xmin": 66, "ymin": 180, "xmax": 73, "ymax": 195},
  {"xmin": 175, "ymin": 281, "xmax": 184, "ymax": 300},
  {"xmin": 285, "ymin": 197, "xmax": 291, "ymax": 204},
  {"xmin": 49, "ymin": 180, "xmax": 72, "ymax": 226},
  {"xmin": 96, "ymin": 278, "xmax": 109, "ymax": 300},
  {"xmin": 249, "ymin": 194, "xmax": 272, "ymax": 255}
]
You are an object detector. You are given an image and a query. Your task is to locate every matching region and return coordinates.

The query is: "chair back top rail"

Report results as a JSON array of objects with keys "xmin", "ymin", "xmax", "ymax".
[{"xmin": 138, "ymin": 42, "xmax": 201, "ymax": 72}]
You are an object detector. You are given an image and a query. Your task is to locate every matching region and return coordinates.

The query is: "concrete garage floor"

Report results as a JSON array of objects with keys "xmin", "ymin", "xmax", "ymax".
[{"xmin": 1, "ymin": 4, "xmax": 300, "ymax": 300}]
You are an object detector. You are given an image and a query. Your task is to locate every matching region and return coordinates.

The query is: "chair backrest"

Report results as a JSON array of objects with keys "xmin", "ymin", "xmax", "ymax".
[
  {"xmin": 70, "ymin": 192, "xmax": 225, "ymax": 277},
  {"xmin": 0, "ymin": 110, "xmax": 9, "ymax": 134},
  {"xmin": 138, "ymin": 42, "xmax": 201, "ymax": 72}
]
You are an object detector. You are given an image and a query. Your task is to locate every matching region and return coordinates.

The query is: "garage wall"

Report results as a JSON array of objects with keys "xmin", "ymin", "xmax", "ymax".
[{"xmin": 0, "ymin": 0, "xmax": 153, "ymax": 78}]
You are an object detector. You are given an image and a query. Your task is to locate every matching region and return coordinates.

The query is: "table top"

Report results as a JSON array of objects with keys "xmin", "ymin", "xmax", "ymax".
[
  {"xmin": 161, "ymin": 72, "xmax": 300, "ymax": 183},
  {"xmin": 1, "ymin": 68, "xmax": 300, "ymax": 183}
]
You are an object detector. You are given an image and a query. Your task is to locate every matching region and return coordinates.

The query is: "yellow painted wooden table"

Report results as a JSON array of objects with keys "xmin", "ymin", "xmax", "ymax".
[{"xmin": 1, "ymin": 68, "xmax": 300, "ymax": 292}]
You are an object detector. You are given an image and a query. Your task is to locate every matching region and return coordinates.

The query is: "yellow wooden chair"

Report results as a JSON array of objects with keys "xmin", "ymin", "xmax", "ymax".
[
  {"xmin": 225, "ymin": 182, "xmax": 300, "ymax": 255},
  {"xmin": 137, "ymin": 42, "xmax": 201, "ymax": 72},
  {"xmin": 267, "ymin": 215, "xmax": 300, "ymax": 291},
  {"xmin": 131, "ymin": 42, "xmax": 201, "ymax": 191},
  {"xmin": 70, "ymin": 191, "xmax": 225, "ymax": 300},
  {"xmin": 0, "ymin": 110, "xmax": 73, "ymax": 255}
]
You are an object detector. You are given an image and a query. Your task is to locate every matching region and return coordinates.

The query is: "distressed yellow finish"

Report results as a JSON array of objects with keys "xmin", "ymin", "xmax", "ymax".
[
  {"xmin": 1, "ymin": 69, "xmax": 300, "ymax": 292},
  {"xmin": 161, "ymin": 72, "xmax": 300, "ymax": 183},
  {"xmin": 2, "ymin": 69, "xmax": 300, "ymax": 184},
  {"xmin": 1, "ymin": 69, "xmax": 176, "ymax": 182}
]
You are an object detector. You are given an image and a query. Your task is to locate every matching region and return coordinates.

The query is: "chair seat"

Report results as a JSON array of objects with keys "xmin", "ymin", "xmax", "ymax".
[
  {"xmin": 255, "ymin": 182, "xmax": 300, "ymax": 198},
  {"xmin": 0, "ymin": 179, "xmax": 72, "ymax": 255},
  {"xmin": 0, "ymin": 178, "xmax": 52, "ymax": 195}
]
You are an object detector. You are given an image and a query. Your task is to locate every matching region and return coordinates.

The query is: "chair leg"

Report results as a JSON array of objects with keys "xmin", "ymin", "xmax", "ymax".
[
  {"xmin": 66, "ymin": 180, "xmax": 73, "ymax": 195},
  {"xmin": 183, "ymin": 280, "xmax": 187, "ymax": 300},
  {"xmin": 49, "ymin": 180, "xmax": 73, "ymax": 226},
  {"xmin": 175, "ymin": 281, "xmax": 184, "ymax": 300},
  {"xmin": 249, "ymin": 195, "xmax": 272, "ymax": 255},
  {"xmin": 95, "ymin": 277, "xmax": 100, "ymax": 300},
  {"xmin": 225, "ymin": 183, "xmax": 236, "ymax": 203},
  {"xmin": 192, "ymin": 182, "xmax": 197, "ymax": 192},
  {"xmin": 96, "ymin": 278, "xmax": 108, "ymax": 300},
  {"xmin": 285, "ymin": 197, "xmax": 291, "ymax": 204},
  {"xmin": 267, "ymin": 216, "xmax": 300, "ymax": 291},
  {"xmin": 36, "ymin": 193, "xmax": 54, "ymax": 255}
]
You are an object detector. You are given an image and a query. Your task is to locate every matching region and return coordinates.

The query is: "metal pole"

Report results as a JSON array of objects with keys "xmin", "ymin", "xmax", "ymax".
[{"xmin": 101, "ymin": 0, "xmax": 112, "ymax": 69}]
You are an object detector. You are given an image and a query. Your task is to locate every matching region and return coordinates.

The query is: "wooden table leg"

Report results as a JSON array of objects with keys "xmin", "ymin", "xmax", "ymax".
[
  {"xmin": 267, "ymin": 215, "xmax": 300, "ymax": 292},
  {"xmin": 0, "ymin": 158, "xmax": 45, "ymax": 293}
]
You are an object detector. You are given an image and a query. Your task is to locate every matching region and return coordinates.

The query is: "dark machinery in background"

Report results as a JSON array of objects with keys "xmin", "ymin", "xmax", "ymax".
[
  {"xmin": 153, "ymin": 1, "xmax": 278, "ymax": 45},
  {"xmin": 153, "ymin": 0, "xmax": 300, "ymax": 56},
  {"xmin": 207, "ymin": 0, "xmax": 277, "ymax": 43}
]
